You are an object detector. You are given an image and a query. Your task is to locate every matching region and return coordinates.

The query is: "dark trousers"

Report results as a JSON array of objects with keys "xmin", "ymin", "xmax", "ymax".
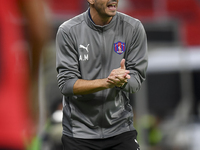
[{"xmin": 62, "ymin": 131, "xmax": 140, "ymax": 150}]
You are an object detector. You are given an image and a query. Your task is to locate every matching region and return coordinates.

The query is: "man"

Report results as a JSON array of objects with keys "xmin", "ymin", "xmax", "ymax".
[{"xmin": 56, "ymin": 0, "xmax": 148, "ymax": 149}]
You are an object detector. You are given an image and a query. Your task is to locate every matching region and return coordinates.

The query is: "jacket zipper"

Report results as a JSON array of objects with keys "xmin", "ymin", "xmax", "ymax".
[{"xmin": 100, "ymin": 28, "xmax": 105, "ymax": 138}]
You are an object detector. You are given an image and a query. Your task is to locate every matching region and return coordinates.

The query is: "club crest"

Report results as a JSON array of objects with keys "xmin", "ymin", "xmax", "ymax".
[{"xmin": 114, "ymin": 41, "xmax": 126, "ymax": 55}]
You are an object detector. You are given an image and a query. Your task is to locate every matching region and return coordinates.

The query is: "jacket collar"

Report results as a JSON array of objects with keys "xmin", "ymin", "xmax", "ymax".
[{"xmin": 84, "ymin": 8, "xmax": 117, "ymax": 32}]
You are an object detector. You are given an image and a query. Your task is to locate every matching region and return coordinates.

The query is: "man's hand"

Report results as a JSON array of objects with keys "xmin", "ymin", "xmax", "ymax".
[
  {"xmin": 107, "ymin": 59, "xmax": 130, "ymax": 87},
  {"xmin": 73, "ymin": 59, "xmax": 130, "ymax": 95}
]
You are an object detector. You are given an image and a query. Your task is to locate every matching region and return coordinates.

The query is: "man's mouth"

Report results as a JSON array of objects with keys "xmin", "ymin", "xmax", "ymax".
[{"xmin": 107, "ymin": 4, "xmax": 117, "ymax": 11}]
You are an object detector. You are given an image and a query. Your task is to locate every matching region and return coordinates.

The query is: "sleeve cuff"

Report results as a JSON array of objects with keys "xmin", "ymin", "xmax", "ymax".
[{"xmin": 61, "ymin": 78, "xmax": 79, "ymax": 96}]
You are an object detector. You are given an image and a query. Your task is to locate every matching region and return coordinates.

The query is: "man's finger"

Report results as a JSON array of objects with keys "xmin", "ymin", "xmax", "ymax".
[
  {"xmin": 124, "ymin": 74, "xmax": 131, "ymax": 79},
  {"xmin": 107, "ymin": 79, "xmax": 115, "ymax": 84},
  {"xmin": 115, "ymin": 75, "xmax": 128, "ymax": 83},
  {"xmin": 108, "ymin": 77, "xmax": 120, "ymax": 82},
  {"xmin": 120, "ymin": 59, "xmax": 126, "ymax": 69}
]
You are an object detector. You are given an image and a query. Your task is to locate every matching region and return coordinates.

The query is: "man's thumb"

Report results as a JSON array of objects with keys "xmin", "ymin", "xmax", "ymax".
[{"xmin": 120, "ymin": 59, "xmax": 126, "ymax": 69}]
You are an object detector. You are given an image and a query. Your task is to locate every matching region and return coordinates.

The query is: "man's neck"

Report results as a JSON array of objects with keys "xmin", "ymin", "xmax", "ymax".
[{"xmin": 89, "ymin": 7, "xmax": 113, "ymax": 26}]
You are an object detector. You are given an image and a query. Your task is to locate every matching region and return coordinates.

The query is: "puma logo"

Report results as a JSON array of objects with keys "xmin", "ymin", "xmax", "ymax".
[{"xmin": 79, "ymin": 44, "xmax": 90, "ymax": 53}]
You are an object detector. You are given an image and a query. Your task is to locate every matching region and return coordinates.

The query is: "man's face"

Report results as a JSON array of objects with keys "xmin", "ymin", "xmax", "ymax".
[{"xmin": 92, "ymin": 0, "xmax": 119, "ymax": 18}]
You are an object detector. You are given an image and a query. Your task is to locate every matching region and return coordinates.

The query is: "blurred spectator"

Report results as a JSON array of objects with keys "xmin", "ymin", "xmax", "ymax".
[{"xmin": 0, "ymin": 0, "xmax": 50, "ymax": 149}]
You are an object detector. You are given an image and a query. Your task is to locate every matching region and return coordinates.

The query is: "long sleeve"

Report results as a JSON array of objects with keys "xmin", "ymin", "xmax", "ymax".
[
  {"xmin": 122, "ymin": 21, "xmax": 148, "ymax": 93},
  {"xmin": 56, "ymin": 27, "xmax": 81, "ymax": 96}
]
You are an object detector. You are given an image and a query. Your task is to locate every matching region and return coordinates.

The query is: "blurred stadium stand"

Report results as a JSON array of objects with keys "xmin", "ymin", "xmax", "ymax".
[{"xmin": 49, "ymin": 0, "xmax": 200, "ymax": 46}]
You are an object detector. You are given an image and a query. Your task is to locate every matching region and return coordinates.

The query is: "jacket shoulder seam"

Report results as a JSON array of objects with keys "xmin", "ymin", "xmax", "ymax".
[
  {"xmin": 117, "ymin": 12, "xmax": 141, "ymax": 30},
  {"xmin": 59, "ymin": 14, "xmax": 85, "ymax": 34}
]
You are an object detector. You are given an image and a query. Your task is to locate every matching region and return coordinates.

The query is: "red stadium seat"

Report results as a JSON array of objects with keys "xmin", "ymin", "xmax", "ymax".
[
  {"xmin": 166, "ymin": 0, "xmax": 199, "ymax": 20},
  {"xmin": 49, "ymin": 0, "xmax": 82, "ymax": 14}
]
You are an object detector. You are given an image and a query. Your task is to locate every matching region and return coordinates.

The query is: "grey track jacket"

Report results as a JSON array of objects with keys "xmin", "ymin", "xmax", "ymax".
[{"xmin": 56, "ymin": 9, "xmax": 148, "ymax": 139}]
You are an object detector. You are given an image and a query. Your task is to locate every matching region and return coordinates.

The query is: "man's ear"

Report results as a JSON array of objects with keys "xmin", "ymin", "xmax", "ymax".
[{"xmin": 87, "ymin": 0, "xmax": 95, "ymax": 5}]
